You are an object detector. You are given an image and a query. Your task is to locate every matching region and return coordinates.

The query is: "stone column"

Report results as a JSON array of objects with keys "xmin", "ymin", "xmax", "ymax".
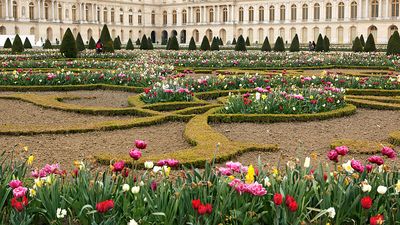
[
  {"xmin": 42, "ymin": 0, "xmax": 45, "ymax": 20},
  {"xmin": 378, "ymin": 0, "xmax": 382, "ymax": 19},
  {"xmin": 357, "ymin": 0, "xmax": 362, "ymax": 19},
  {"xmin": 51, "ymin": 0, "xmax": 55, "ymax": 21},
  {"xmin": 365, "ymin": 0, "xmax": 369, "ymax": 18},
  {"xmin": 385, "ymin": 0, "xmax": 390, "ymax": 18},
  {"xmin": 5, "ymin": 0, "xmax": 9, "ymax": 19},
  {"xmin": 344, "ymin": 2, "xmax": 349, "ymax": 20},
  {"xmin": 37, "ymin": 0, "xmax": 41, "ymax": 20}
]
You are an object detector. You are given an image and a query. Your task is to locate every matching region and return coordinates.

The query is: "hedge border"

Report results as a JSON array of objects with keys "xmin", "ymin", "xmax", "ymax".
[
  {"xmin": 346, "ymin": 98, "xmax": 400, "ymax": 110},
  {"xmin": 389, "ymin": 131, "xmax": 400, "ymax": 146},
  {"xmin": 0, "ymin": 84, "xmax": 144, "ymax": 92},
  {"xmin": 346, "ymin": 89, "xmax": 400, "ymax": 96},
  {"xmin": 330, "ymin": 139, "xmax": 393, "ymax": 154}
]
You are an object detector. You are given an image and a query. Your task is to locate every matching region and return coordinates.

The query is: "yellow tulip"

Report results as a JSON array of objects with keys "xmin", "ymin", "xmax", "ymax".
[
  {"xmin": 245, "ymin": 165, "xmax": 255, "ymax": 184},
  {"xmin": 27, "ymin": 155, "xmax": 34, "ymax": 165}
]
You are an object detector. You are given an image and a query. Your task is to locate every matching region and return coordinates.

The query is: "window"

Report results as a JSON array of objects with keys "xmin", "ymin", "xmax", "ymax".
[
  {"xmin": 269, "ymin": 6, "xmax": 275, "ymax": 21},
  {"xmin": 12, "ymin": 1, "xmax": 17, "ymax": 19},
  {"xmin": 326, "ymin": 3, "xmax": 332, "ymax": 20},
  {"xmin": 351, "ymin": 1, "xmax": 357, "ymax": 19},
  {"xmin": 103, "ymin": 8, "xmax": 107, "ymax": 23},
  {"xmin": 44, "ymin": 3, "xmax": 49, "ymax": 20},
  {"xmin": 259, "ymin": 6, "xmax": 264, "ymax": 22},
  {"xmin": 72, "ymin": 5, "xmax": 77, "ymax": 21},
  {"xmin": 138, "ymin": 10, "xmax": 142, "ymax": 25},
  {"xmin": 291, "ymin": 4, "xmax": 296, "ymax": 21},
  {"xmin": 314, "ymin": 3, "xmax": 320, "ymax": 20},
  {"xmin": 249, "ymin": 7, "xmax": 254, "ymax": 22},
  {"xmin": 223, "ymin": 7, "xmax": 228, "ymax": 22},
  {"xmin": 280, "ymin": 5, "xmax": 285, "ymax": 21},
  {"xmin": 151, "ymin": 11, "xmax": 155, "ymax": 25},
  {"xmin": 86, "ymin": 6, "xmax": 89, "ymax": 21},
  {"xmin": 173, "ymin": 10, "xmax": 177, "ymax": 25},
  {"xmin": 29, "ymin": 2, "xmax": 34, "ymax": 20},
  {"xmin": 111, "ymin": 8, "xmax": 115, "ymax": 23},
  {"xmin": 163, "ymin": 11, "xmax": 167, "ymax": 25},
  {"xmin": 371, "ymin": 0, "xmax": 379, "ymax": 17},
  {"xmin": 302, "ymin": 4, "xmax": 308, "ymax": 20},
  {"xmin": 338, "ymin": 2, "xmax": 344, "ymax": 20},
  {"xmin": 195, "ymin": 8, "xmax": 200, "ymax": 23},
  {"xmin": 119, "ymin": 8, "xmax": 123, "ymax": 23},
  {"xmin": 209, "ymin": 8, "xmax": 214, "ymax": 23},
  {"xmin": 128, "ymin": 9, "xmax": 133, "ymax": 24},
  {"xmin": 239, "ymin": 7, "xmax": 244, "ymax": 22},
  {"xmin": 182, "ymin": 10, "xmax": 187, "ymax": 24},
  {"xmin": 392, "ymin": 0, "xmax": 399, "ymax": 17},
  {"xmin": 58, "ymin": 4, "xmax": 62, "ymax": 21}
]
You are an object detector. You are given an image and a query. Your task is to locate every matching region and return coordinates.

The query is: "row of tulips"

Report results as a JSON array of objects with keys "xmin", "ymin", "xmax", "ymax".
[{"xmin": 2, "ymin": 140, "xmax": 399, "ymax": 225}]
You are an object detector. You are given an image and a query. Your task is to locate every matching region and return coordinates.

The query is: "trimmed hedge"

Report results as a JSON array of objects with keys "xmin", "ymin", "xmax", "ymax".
[
  {"xmin": 60, "ymin": 28, "xmax": 77, "ymax": 58},
  {"xmin": 12, "ymin": 34, "xmax": 24, "ymax": 53},
  {"xmin": 24, "ymin": 38, "xmax": 32, "ymax": 49},
  {"xmin": 346, "ymin": 98, "xmax": 400, "ymax": 110},
  {"xmin": 389, "ymin": 131, "xmax": 400, "ymax": 146},
  {"xmin": 200, "ymin": 36, "xmax": 211, "ymax": 51},
  {"xmin": 76, "ymin": 33, "xmax": 85, "ymax": 51}
]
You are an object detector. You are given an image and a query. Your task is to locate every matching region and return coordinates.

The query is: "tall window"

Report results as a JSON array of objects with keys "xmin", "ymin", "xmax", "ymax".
[
  {"xmin": 111, "ymin": 8, "xmax": 115, "ymax": 23},
  {"xmin": 129, "ymin": 9, "xmax": 133, "ymax": 24},
  {"xmin": 182, "ymin": 10, "xmax": 187, "ymax": 24},
  {"xmin": 29, "ymin": 2, "xmax": 34, "ymax": 20},
  {"xmin": 392, "ymin": 0, "xmax": 399, "ymax": 17},
  {"xmin": 259, "ymin": 6, "xmax": 264, "ymax": 22},
  {"xmin": 239, "ymin": 7, "xmax": 244, "ymax": 22},
  {"xmin": 291, "ymin": 4, "xmax": 296, "ymax": 21},
  {"xmin": 269, "ymin": 6, "xmax": 275, "ymax": 21},
  {"xmin": 338, "ymin": 2, "xmax": 344, "ymax": 20},
  {"xmin": 58, "ymin": 4, "xmax": 62, "ymax": 21},
  {"xmin": 314, "ymin": 3, "xmax": 320, "ymax": 20},
  {"xmin": 326, "ymin": 3, "xmax": 332, "ymax": 20},
  {"xmin": 249, "ymin": 7, "xmax": 254, "ymax": 22},
  {"xmin": 119, "ymin": 8, "xmax": 123, "ymax": 23},
  {"xmin": 302, "ymin": 4, "xmax": 308, "ymax": 20},
  {"xmin": 209, "ymin": 8, "xmax": 214, "ymax": 23},
  {"xmin": 12, "ymin": 1, "xmax": 17, "ymax": 18},
  {"xmin": 280, "ymin": 5, "xmax": 285, "ymax": 21},
  {"xmin": 86, "ymin": 6, "xmax": 89, "ymax": 21},
  {"xmin": 351, "ymin": 1, "xmax": 357, "ymax": 19},
  {"xmin": 138, "ymin": 10, "xmax": 142, "ymax": 25},
  {"xmin": 371, "ymin": 0, "xmax": 379, "ymax": 17},
  {"xmin": 151, "ymin": 11, "xmax": 155, "ymax": 25},
  {"xmin": 163, "ymin": 11, "xmax": 167, "ymax": 25},
  {"xmin": 173, "ymin": 10, "xmax": 177, "ymax": 25},
  {"xmin": 223, "ymin": 8, "xmax": 228, "ymax": 22},
  {"xmin": 44, "ymin": 3, "xmax": 49, "ymax": 20},
  {"xmin": 196, "ymin": 8, "xmax": 200, "ymax": 23},
  {"xmin": 72, "ymin": 5, "xmax": 77, "ymax": 21}
]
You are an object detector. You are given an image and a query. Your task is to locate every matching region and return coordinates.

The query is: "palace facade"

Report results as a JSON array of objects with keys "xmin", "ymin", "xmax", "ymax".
[{"xmin": 0, "ymin": 0, "xmax": 399, "ymax": 45}]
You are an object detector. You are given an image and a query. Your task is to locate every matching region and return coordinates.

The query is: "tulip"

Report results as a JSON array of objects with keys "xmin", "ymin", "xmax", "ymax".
[
  {"xmin": 335, "ymin": 146, "xmax": 349, "ymax": 156},
  {"xmin": 13, "ymin": 186, "xmax": 28, "ymax": 198},
  {"xmin": 131, "ymin": 186, "xmax": 140, "ymax": 194},
  {"xmin": 122, "ymin": 184, "xmax": 130, "ymax": 192},
  {"xmin": 370, "ymin": 214, "xmax": 384, "ymax": 225},
  {"xmin": 381, "ymin": 146, "xmax": 396, "ymax": 159},
  {"xmin": 113, "ymin": 161, "xmax": 125, "ymax": 172},
  {"xmin": 377, "ymin": 186, "xmax": 387, "ymax": 194},
  {"xmin": 144, "ymin": 161, "xmax": 154, "ymax": 169},
  {"xmin": 9, "ymin": 180, "xmax": 23, "ymax": 189},
  {"xmin": 273, "ymin": 193, "xmax": 283, "ymax": 205},
  {"xmin": 134, "ymin": 140, "xmax": 147, "ymax": 149},
  {"xmin": 327, "ymin": 150, "xmax": 339, "ymax": 162},
  {"xmin": 96, "ymin": 199, "xmax": 114, "ymax": 213},
  {"xmin": 351, "ymin": 160, "xmax": 364, "ymax": 173},
  {"xmin": 129, "ymin": 148, "xmax": 142, "ymax": 160},
  {"xmin": 368, "ymin": 156, "xmax": 384, "ymax": 165},
  {"xmin": 360, "ymin": 196, "xmax": 372, "ymax": 209}
]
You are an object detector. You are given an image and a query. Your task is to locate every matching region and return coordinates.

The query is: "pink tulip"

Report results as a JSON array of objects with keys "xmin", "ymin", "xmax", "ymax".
[
  {"xmin": 129, "ymin": 148, "xmax": 142, "ymax": 160},
  {"xmin": 9, "ymin": 180, "xmax": 23, "ymax": 189},
  {"xmin": 366, "ymin": 164, "xmax": 373, "ymax": 173},
  {"xmin": 218, "ymin": 167, "xmax": 233, "ymax": 176},
  {"xmin": 113, "ymin": 161, "xmax": 125, "ymax": 172},
  {"xmin": 368, "ymin": 156, "xmax": 385, "ymax": 165},
  {"xmin": 13, "ymin": 186, "xmax": 27, "ymax": 198},
  {"xmin": 327, "ymin": 150, "xmax": 339, "ymax": 162},
  {"xmin": 381, "ymin": 146, "xmax": 397, "ymax": 159},
  {"xmin": 134, "ymin": 140, "xmax": 147, "ymax": 149},
  {"xmin": 335, "ymin": 146, "xmax": 349, "ymax": 156},
  {"xmin": 157, "ymin": 159, "xmax": 179, "ymax": 167},
  {"xmin": 351, "ymin": 160, "xmax": 364, "ymax": 173},
  {"xmin": 245, "ymin": 182, "xmax": 267, "ymax": 196}
]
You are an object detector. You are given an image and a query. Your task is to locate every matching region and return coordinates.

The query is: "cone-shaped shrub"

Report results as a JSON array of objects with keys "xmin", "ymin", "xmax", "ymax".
[
  {"xmin": 140, "ymin": 35, "xmax": 149, "ymax": 50},
  {"xmin": 126, "ymin": 38, "xmax": 134, "ymax": 50},
  {"xmin": 352, "ymin": 37, "xmax": 363, "ymax": 52},
  {"xmin": 323, "ymin": 35, "xmax": 330, "ymax": 52},
  {"xmin": 211, "ymin": 37, "xmax": 220, "ymax": 51},
  {"xmin": 136, "ymin": 38, "xmax": 141, "ymax": 45},
  {"xmin": 147, "ymin": 37, "xmax": 154, "ymax": 50},
  {"xmin": 245, "ymin": 37, "xmax": 251, "ymax": 46},
  {"xmin": 88, "ymin": 37, "xmax": 96, "ymax": 49},
  {"xmin": 261, "ymin": 36, "xmax": 271, "ymax": 52},
  {"xmin": 387, "ymin": 31, "xmax": 400, "ymax": 55},
  {"xmin": 113, "ymin": 37, "xmax": 121, "ymax": 50},
  {"xmin": 166, "ymin": 38, "xmax": 171, "ymax": 50},
  {"xmin": 24, "ymin": 37, "xmax": 32, "ymax": 49},
  {"xmin": 76, "ymin": 33, "xmax": 85, "ymax": 51},
  {"xmin": 169, "ymin": 36, "xmax": 179, "ymax": 50},
  {"xmin": 235, "ymin": 35, "xmax": 247, "ymax": 51},
  {"xmin": 60, "ymin": 28, "xmax": 77, "ymax": 58},
  {"xmin": 273, "ymin": 37, "xmax": 285, "ymax": 52},
  {"xmin": 188, "ymin": 37, "xmax": 197, "ymax": 50},
  {"xmin": 43, "ymin": 39, "xmax": 52, "ymax": 49},
  {"xmin": 100, "ymin": 25, "xmax": 114, "ymax": 52},
  {"xmin": 364, "ymin": 33, "xmax": 376, "ymax": 52},
  {"xmin": 232, "ymin": 37, "xmax": 237, "ymax": 45},
  {"xmin": 360, "ymin": 35, "xmax": 365, "ymax": 47},
  {"xmin": 12, "ymin": 34, "xmax": 24, "ymax": 53},
  {"xmin": 289, "ymin": 34, "xmax": 300, "ymax": 52},
  {"xmin": 4, "ymin": 38, "xmax": 12, "ymax": 48},
  {"xmin": 219, "ymin": 37, "xmax": 223, "ymax": 46},
  {"xmin": 200, "ymin": 36, "xmax": 210, "ymax": 51},
  {"xmin": 315, "ymin": 34, "xmax": 324, "ymax": 52}
]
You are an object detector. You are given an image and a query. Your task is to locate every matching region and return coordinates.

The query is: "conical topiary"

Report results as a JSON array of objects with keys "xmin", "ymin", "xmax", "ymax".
[
  {"xmin": 211, "ymin": 37, "xmax": 220, "ymax": 51},
  {"xmin": 245, "ymin": 37, "xmax": 251, "ymax": 46},
  {"xmin": 136, "ymin": 38, "xmax": 141, "ymax": 45},
  {"xmin": 147, "ymin": 37, "xmax": 154, "ymax": 50},
  {"xmin": 113, "ymin": 36, "xmax": 121, "ymax": 50},
  {"xmin": 24, "ymin": 37, "xmax": 32, "ymax": 49},
  {"xmin": 12, "ymin": 34, "xmax": 24, "ymax": 53},
  {"xmin": 169, "ymin": 36, "xmax": 179, "ymax": 50},
  {"xmin": 166, "ymin": 38, "xmax": 171, "ymax": 50},
  {"xmin": 323, "ymin": 35, "xmax": 330, "ymax": 52},
  {"xmin": 188, "ymin": 37, "xmax": 197, "ymax": 50},
  {"xmin": 200, "ymin": 36, "xmax": 210, "ymax": 51},
  {"xmin": 273, "ymin": 37, "xmax": 285, "ymax": 52},
  {"xmin": 315, "ymin": 34, "xmax": 324, "ymax": 52},
  {"xmin": 360, "ymin": 35, "xmax": 365, "ymax": 47},
  {"xmin": 352, "ymin": 37, "xmax": 363, "ymax": 52},
  {"xmin": 4, "ymin": 38, "xmax": 12, "ymax": 48},
  {"xmin": 126, "ymin": 38, "xmax": 134, "ymax": 50},
  {"xmin": 364, "ymin": 33, "xmax": 376, "ymax": 52},
  {"xmin": 76, "ymin": 33, "xmax": 85, "ymax": 51},
  {"xmin": 219, "ymin": 37, "xmax": 223, "ymax": 46},
  {"xmin": 100, "ymin": 24, "xmax": 114, "ymax": 52},
  {"xmin": 289, "ymin": 34, "xmax": 300, "ymax": 52},
  {"xmin": 235, "ymin": 35, "xmax": 247, "ymax": 51},
  {"xmin": 60, "ymin": 28, "xmax": 77, "ymax": 58},
  {"xmin": 43, "ymin": 39, "xmax": 52, "ymax": 49},
  {"xmin": 88, "ymin": 37, "xmax": 96, "ymax": 49},
  {"xmin": 387, "ymin": 31, "xmax": 400, "ymax": 55},
  {"xmin": 140, "ymin": 35, "xmax": 149, "ymax": 50},
  {"xmin": 261, "ymin": 36, "xmax": 271, "ymax": 52},
  {"xmin": 232, "ymin": 37, "xmax": 237, "ymax": 45}
]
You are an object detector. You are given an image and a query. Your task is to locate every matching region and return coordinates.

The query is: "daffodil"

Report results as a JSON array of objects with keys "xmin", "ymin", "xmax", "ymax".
[
  {"xmin": 27, "ymin": 155, "xmax": 34, "ymax": 165},
  {"xmin": 245, "ymin": 165, "xmax": 255, "ymax": 184},
  {"xmin": 395, "ymin": 180, "xmax": 400, "ymax": 193}
]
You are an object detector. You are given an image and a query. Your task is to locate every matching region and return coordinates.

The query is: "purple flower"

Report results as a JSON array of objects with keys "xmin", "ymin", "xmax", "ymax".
[
  {"xmin": 351, "ymin": 160, "xmax": 364, "ymax": 173},
  {"xmin": 366, "ymin": 164, "xmax": 373, "ymax": 173},
  {"xmin": 157, "ymin": 159, "xmax": 179, "ymax": 167},
  {"xmin": 129, "ymin": 148, "xmax": 142, "ymax": 160},
  {"xmin": 245, "ymin": 182, "xmax": 267, "ymax": 196},
  {"xmin": 151, "ymin": 181, "xmax": 157, "ymax": 191}
]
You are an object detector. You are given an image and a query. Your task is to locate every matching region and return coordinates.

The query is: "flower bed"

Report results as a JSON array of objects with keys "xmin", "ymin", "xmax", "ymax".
[{"xmin": 140, "ymin": 82, "xmax": 194, "ymax": 104}]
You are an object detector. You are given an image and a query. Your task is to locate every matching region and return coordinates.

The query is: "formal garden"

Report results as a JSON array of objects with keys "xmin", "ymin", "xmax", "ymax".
[{"xmin": 0, "ymin": 24, "xmax": 399, "ymax": 224}]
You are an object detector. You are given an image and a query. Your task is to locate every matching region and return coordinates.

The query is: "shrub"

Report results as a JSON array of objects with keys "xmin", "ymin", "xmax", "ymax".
[
  {"xmin": 113, "ymin": 36, "xmax": 121, "ymax": 50},
  {"xmin": 76, "ymin": 33, "xmax": 85, "ymax": 51},
  {"xmin": 166, "ymin": 38, "xmax": 171, "ymax": 50},
  {"xmin": 88, "ymin": 37, "xmax": 96, "ymax": 49},
  {"xmin": 188, "ymin": 37, "xmax": 197, "ymax": 50},
  {"xmin": 261, "ymin": 36, "xmax": 271, "ymax": 52},
  {"xmin": 140, "ymin": 35, "xmax": 149, "ymax": 50},
  {"xmin": 315, "ymin": 34, "xmax": 324, "ymax": 52},
  {"xmin": 169, "ymin": 36, "xmax": 180, "ymax": 50},
  {"xmin": 136, "ymin": 38, "xmax": 141, "ymax": 45},
  {"xmin": 3, "ymin": 38, "xmax": 12, "ymax": 48},
  {"xmin": 364, "ymin": 33, "xmax": 376, "ymax": 52},
  {"xmin": 147, "ymin": 37, "xmax": 154, "ymax": 50},
  {"xmin": 245, "ymin": 37, "xmax": 251, "ymax": 46},
  {"xmin": 235, "ymin": 35, "xmax": 247, "ymax": 51},
  {"xmin": 387, "ymin": 31, "xmax": 400, "ymax": 55},
  {"xmin": 24, "ymin": 37, "xmax": 32, "ymax": 49},
  {"xmin": 273, "ymin": 37, "xmax": 285, "ymax": 52},
  {"xmin": 126, "ymin": 38, "xmax": 134, "ymax": 50},
  {"xmin": 60, "ymin": 28, "xmax": 77, "ymax": 58},
  {"xmin": 200, "ymin": 36, "xmax": 210, "ymax": 51},
  {"xmin": 352, "ymin": 37, "xmax": 363, "ymax": 52},
  {"xmin": 219, "ymin": 37, "xmax": 223, "ymax": 46},
  {"xmin": 289, "ymin": 34, "xmax": 300, "ymax": 52},
  {"xmin": 43, "ymin": 39, "xmax": 52, "ymax": 49},
  {"xmin": 100, "ymin": 24, "xmax": 114, "ymax": 52},
  {"xmin": 211, "ymin": 37, "xmax": 220, "ymax": 51},
  {"xmin": 12, "ymin": 34, "xmax": 24, "ymax": 53},
  {"xmin": 232, "ymin": 37, "xmax": 237, "ymax": 45},
  {"xmin": 323, "ymin": 35, "xmax": 330, "ymax": 52},
  {"xmin": 360, "ymin": 34, "xmax": 365, "ymax": 47}
]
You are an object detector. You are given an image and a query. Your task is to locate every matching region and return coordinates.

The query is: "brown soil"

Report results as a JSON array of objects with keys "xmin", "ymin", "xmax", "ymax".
[{"xmin": 212, "ymin": 109, "xmax": 400, "ymax": 167}]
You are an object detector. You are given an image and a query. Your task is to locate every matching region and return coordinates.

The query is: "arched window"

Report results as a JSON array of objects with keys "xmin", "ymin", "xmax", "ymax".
[
  {"xmin": 151, "ymin": 10, "xmax": 156, "ymax": 25},
  {"xmin": 351, "ymin": 1, "xmax": 357, "ymax": 19},
  {"xmin": 86, "ymin": 6, "xmax": 90, "ymax": 21},
  {"xmin": 163, "ymin": 11, "xmax": 167, "ymax": 25},
  {"xmin": 223, "ymin": 7, "xmax": 228, "ymax": 22},
  {"xmin": 209, "ymin": 8, "xmax": 214, "ymax": 23},
  {"xmin": 12, "ymin": 1, "xmax": 17, "ymax": 19},
  {"xmin": 392, "ymin": 0, "xmax": 399, "ymax": 17},
  {"xmin": 128, "ymin": 9, "xmax": 133, "ymax": 25},
  {"xmin": 371, "ymin": 0, "xmax": 379, "ymax": 18},
  {"xmin": 249, "ymin": 6, "xmax": 254, "ymax": 22},
  {"xmin": 103, "ymin": 7, "xmax": 107, "ymax": 23},
  {"xmin": 302, "ymin": 4, "xmax": 308, "ymax": 20},
  {"xmin": 326, "ymin": 3, "xmax": 332, "ymax": 20},
  {"xmin": 182, "ymin": 10, "xmax": 187, "ymax": 24},
  {"xmin": 195, "ymin": 8, "xmax": 200, "ymax": 23},
  {"xmin": 259, "ymin": 6, "xmax": 264, "ymax": 22},
  {"xmin": 280, "ymin": 5, "xmax": 285, "ymax": 21},
  {"xmin": 138, "ymin": 10, "xmax": 142, "ymax": 25},
  {"xmin": 29, "ymin": 2, "xmax": 35, "ymax": 20},
  {"xmin": 338, "ymin": 2, "xmax": 345, "ymax": 20},
  {"xmin": 269, "ymin": 6, "xmax": 275, "ymax": 21},
  {"xmin": 239, "ymin": 7, "xmax": 244, "ymax": 22},
  {"xmin": 72, "ymin": 5, "xmax": 77, "ymax": 21},
  {"xmin": 58, "ymin": 4, "xmax": 62, "ymax": 21},
  {"xmin": 119, "ymin": 8, "xmax": 123, "ymax": 24},
  {"xmin": 173, "ymin": 10, "xmax": 177, "ymax": 25},
  {"xmin": 44, "ymin": 3, "xmax": 49, "ymax": 20},
  {"xmin": 314, "ymin": 3, "xmax": 320, "ymax": 20},
  {"xmin": 110, "ymin": 8, "xmax": 115, "ymax": 23},
  {"xmin": 291, "ymin": 4, "xmax": 297, "ymax": 21}
]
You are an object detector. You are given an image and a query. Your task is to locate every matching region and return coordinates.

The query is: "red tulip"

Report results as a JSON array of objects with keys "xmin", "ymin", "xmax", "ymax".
[
  {"xmin": 273, "ymin": 193, "xmax": 283, "ymax": 205},
  {"xmin": 361, "ymin": 196, "xmax": 373, "ymax": 209},
  {"xmin": 96, "ymin": 199, "xmax": 114, "ymax": 213},
  {"xmin": 192, "ymin": 199, "xmax": 201, "ymax": 209},
  {"xmin": 370, "ymin": 214, "xmax": 384, "ymax": 225}
]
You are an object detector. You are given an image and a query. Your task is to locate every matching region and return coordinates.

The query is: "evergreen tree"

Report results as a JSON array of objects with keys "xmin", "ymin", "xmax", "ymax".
[
  {"xmin": 88, "ymin": 37, "xmax": 96, "ymax": 49},
  {"xmin": 232, "ymin": 37, "xmax": 237, "ymax": 45},
  {"xmin": 219, "ymin": 37, "xmax": 223, "ymax": 46},
  {"xmin": 360, "ymin": 35, "xmax": 366, "ymax": 47},
  {"xmin": 12, "ymin": 34, "xmax": 24, "ymax": 53},
  {"xmin": 261, "ymin": 36, "xmax": 271, "ymax": 52},
  {"xmin": 188, "ymin": 37, "xmax": 197, "ymax": 50},
  {"xmin": 113, "ymin": 36, "xmax": 121, "ymax": 50},
  {"xmin": 136, "ymin": 38, "xmax": 141, "ymax": 45},
  {"xmin": 99, "ymin": 24, "xmax": 114, "ymax": 52},
  {"xmin": 245, "ymin": 37, "xmax": 251, "ymax": 46},
  {"xmin": 3, "ymin": 38, "xmax": 12, "ymax": 48},
  {"xmin": 364, "ymin": 33, "xmax": 376, "ymax": 52},
  {"xmin": 289, "ymin": 34, "xmax": 300, "ymax": 52},
  {"xmin": 211, "ymin": 37, "xmax": 220, "ymax": 51},
  {"xmin": 200, "ymin": 36, "xmax": 211, "ymax": 51},
  {"xmin": 387, "ymin": 31, "xmax": 400, "ymax": 55},
  {"xmin": 60, "ymin": 28, "xmax": 78, "ymax": 58},
  {"xmin": 323, "ymin": 35, "xmax": 330, "ymax": 52},
  {"xmin": 273, "ymin": 37, "xmax": 285, "ymax": 52},
  {"xmin": 140, "ymin": 35, "xmax": 149, "ymax": 50},
  {"xmin": 43, "ymin": 39, "xmax": 52, "ymax": 49},
  {"xmin": 169, "ymin": 36, "xmax": 179, "ymax": 50},
  {"xmin": 23, "ymin": 37, "xmax": 32, "ymax": 49},
  {"xmin": 166, "ymin": 38, "xmax": 171, "ymax": 50},
  {"xmin": 147, "ymin": 37, "xmax": 154, "ymax": 50},
  {"xmin": 315, "ymin": 34, "xmax": 324, "ymax": 52},
  {"xmin": 352, "ymin": 37, "xmax": 363, "ymax": 52},
  {"xmin": 235, "ymin": 35, "xmax": 247, "ymax": 51},
  {"xmin": 126, "ymin": 38, "xmax": 134, "ymax": 50},
  {"xmin": 76, "ymin": 33, "xmax": 85, "ymax": 51}
]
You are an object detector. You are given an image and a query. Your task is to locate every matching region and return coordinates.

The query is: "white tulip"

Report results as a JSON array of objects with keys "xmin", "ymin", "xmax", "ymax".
[
  {"xmin": 131, "ymin": 186, "xmax": 140, "ymax": 194},
  {"xmin": 304, "ymin": 157, "xmax": 311, "ymax": 168},
  {"xmin": 326, "ymin": 207, "xmax": 336, "ymax": 218},
  {"xmin": 144, "ymin": 161, "xmax": 154, "ymax": 169},
  {"xmin": 122, "ymin": 184, "xmax": 130, "ymax": 192},
  {"xmin": 377, "ymin": 185, "xmax": 387, "ymax": 194},
  {"xmin": 127, "ymin": 219, "xmax": 138, "ymax": 225}
]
